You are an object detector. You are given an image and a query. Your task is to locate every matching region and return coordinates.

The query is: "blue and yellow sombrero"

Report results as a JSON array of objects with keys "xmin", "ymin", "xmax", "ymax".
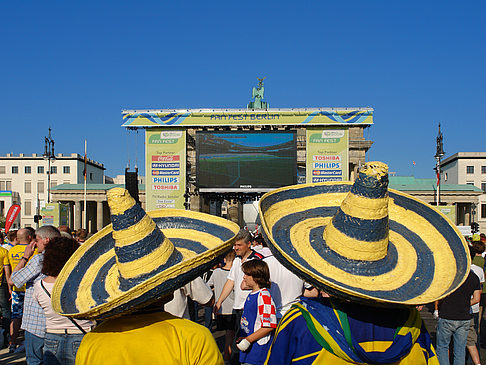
[
  {"xmin": 52, "ymin": 188, "xmax": 239, "ymax": 320},
  {"xmin": 259, "ymin": 161, "xmax": 470, "ymax": 305}
]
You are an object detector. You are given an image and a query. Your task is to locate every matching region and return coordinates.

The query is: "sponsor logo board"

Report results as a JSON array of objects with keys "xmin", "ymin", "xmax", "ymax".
[
  {"xmin": 152, "ymin": 177, "xmax": 179, "ymax": 183},
  {"xmin": 312, "ymin": 162, "xmax": 341, "ymax": 169},
  {"xmin": 152, "ymin": 185, "xmax": 180, "ymax": 190},
  {"xmin": 312, "ymin": 170, "xmax": 342, "ymax": 176},
  {"xmin": 152, "ymin": 162, "xmax": 180, "ymax": 169},
  {"xmin": 312, "ymin": 176, "xmax": 342, "ymax": 183},
  {"xmin": 151, "ymin": 155, "xmax": 180, "ymax": 162},
  {"xmin": 152, "ymin": 170, "xmax": 180, "ymax": 176},
  {"xmin": 312, "ymin": 155, "xmax": 342, "ymax": 162}
]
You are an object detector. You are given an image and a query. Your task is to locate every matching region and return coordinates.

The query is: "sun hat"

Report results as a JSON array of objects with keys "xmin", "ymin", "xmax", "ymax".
[
  {"xmin": 259, "ymin": 161, "xmax": 470, "ymax": 305},
  {"xmin": 52, "ymin": 188, "xmax": 239, "ymax": 320}
]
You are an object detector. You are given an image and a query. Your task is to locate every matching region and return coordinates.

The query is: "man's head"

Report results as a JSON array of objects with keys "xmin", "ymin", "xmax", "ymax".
[
  {"xmin": 35, "ymin": 225, "xmax": 61, "ymax": 253},
  {"xmin": 233, "ymin": 229, "xmax": 252, "ymax": 257},
  {"xmin": 17, "ymin": 228, "xmax": 33, "ymax": 244},
  {"xmin": 472, "ymin": 240, "xmax": 485, "ymax": 256},
  {"xmin": 75, "ymin": 228, "xmax": 88, "ymax": 243},
  {"xmin": 224, "ymin": 250, "xmax": 236, "ymax": 265},
  {"xmin": 6, "ymin": 230, "xmax": 17, "ymax": 244}
]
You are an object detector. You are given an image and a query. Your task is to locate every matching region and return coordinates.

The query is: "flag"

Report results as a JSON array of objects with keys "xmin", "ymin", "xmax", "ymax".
[
  {"xmin": 436, "ymin": 170, "xmax": 440, "ymax": 186},
  {"xmin": 5, "ymin": 204, "xmax": 20, "ymax": 233},
  {"xmin": 412, "ymin": 161, "xmax": 416, "ymax": 166}
]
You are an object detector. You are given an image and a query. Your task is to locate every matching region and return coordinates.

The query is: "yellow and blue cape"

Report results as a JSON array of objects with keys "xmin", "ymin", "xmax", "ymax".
[{"xmin": 265, "ymin": 297, "xmax": 439, "ymax": 365}]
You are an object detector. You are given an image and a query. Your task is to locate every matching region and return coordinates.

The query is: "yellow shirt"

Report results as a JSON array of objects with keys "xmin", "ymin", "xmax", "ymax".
[
  {"xmin": 76, "ymin": 311, "xmax": 224, "ymax": 365},
  {"xmin": 8, "ymin": 244, "xmax": 28, "ymax": 291},
  {"xmin": 0, "ymin": 247, "xmax": 8, "ymax": 283}
]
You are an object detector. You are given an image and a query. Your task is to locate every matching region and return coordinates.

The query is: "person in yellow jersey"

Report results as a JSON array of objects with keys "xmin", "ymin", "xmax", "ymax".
[
  {"xmin": 258, "ymin": 162, "xmax": 472, "ymax": 365},
  {"xmin": 51, "ymin": 188, "xmax": 240, "ymax": 365},
  {"xmin": 0, "ymin": 244, "xmax": 10, "ymax": 346},
  {"xmin": 6, "ymin": 227, "xmax": 33, "ymax": 352}
]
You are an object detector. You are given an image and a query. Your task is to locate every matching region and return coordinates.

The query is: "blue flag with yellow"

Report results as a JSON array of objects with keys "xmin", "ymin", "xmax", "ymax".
[{"xmin": 265, "ymin": 297, "xmax": 439, "ymax": 364}]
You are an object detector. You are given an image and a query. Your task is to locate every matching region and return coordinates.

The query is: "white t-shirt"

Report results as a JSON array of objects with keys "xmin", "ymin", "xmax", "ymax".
[
  {"xmin": 33, "ymin": 280, "xmax": 94, "ymax": 331},
  {"xmin": 264, "ymin": 255, "xmax": 304, "ymax": 318},
  {"xmin": 164, "ymin": 277, "xmax": 213, "ymax": 319},
  {"xmin": 208, "ymin": 268, "xmax": 234, "ymax": 315},
  {"xmin": 471, "ymin": 264, "xmax": 484, "ymax": 314},
  {"xmin": 227, "ymin": 251, "xmax": 263, "ymax": 310},
  {"xmin": 253, "ymin": 246, "xmax": 272, "ymax": 258}
]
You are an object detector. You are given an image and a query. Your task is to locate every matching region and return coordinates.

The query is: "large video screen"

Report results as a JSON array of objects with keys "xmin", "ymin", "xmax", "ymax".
[{"xmin": 196, "ymin": 131, "xmax": 297, "ymax": 190}]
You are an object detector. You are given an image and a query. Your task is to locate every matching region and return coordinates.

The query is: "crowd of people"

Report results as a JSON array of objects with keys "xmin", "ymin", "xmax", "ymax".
[
  {"xmin": 0, "ymin": 227, "xmax": 90, "ymax": 364},
  {"xmin": 0, "ymin": 161, "xmax": 482, "ymax": 365}
]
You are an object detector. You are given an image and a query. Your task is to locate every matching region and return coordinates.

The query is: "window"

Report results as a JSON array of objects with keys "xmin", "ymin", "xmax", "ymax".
[
  {"xmin": 50, "ymin": 166, "xmax": 57, "ymax": 174},
  {"xmin": 25, "ymin": 166, "xmax": 31, "ymax": 174},
  {"xmin": 444, "ymin": 172, "xmax": 448, "ymax": 181},
  {"xmin": 37, "ymin": 181, "xmax": 44, "ymax": 193},
  {"xmin": 6, "ymin": 181, "xmax": 11, "ymax": 190},
  {"xmin": 0, "ymin": 166, "xmax": 5, "ymax": 174},
  {"xmin": 483, "ymin": 204, "xmax": 486, "ymax": 219},
  {"xmin": 90, "ymin": 173, "xmax": 93, "ymax": 181},
  {"xmin": 37, "ymin": 166, "xmax": 44, "ymax": 174},
  {"xmin": 467, "ymin": 182, "xmax": 475, "ymax": 186},
  {"xmin": 24, "ymin": 200, "xmax": 31, "ymax": 216},
  {"xmin": 63, "ymin": 180, "xmax": 70, "ymax": 185},
  {"xmin": 12, "ymin": 166, "xmax": 18, "ymax": 174},
  {"xmin": 24, "ymin": 181, "xmax": 31, "ymax": 194},
  {"xmin": 50, "ymin": 180, "xmax": 57, "ymax": 189},
  {"xmin": 0, "ymin": 181, "xmax": 5, "ymax": 190},
  {"xmin": 482, "ymin": 183, "xmax": 486, "ymax": 193},
  {"xmin": 467, "ymin": 166, "xmax": 475, "ymax": 174},
  {"xmin": 482, "ymin": 166, "xmax": 486, "ymax": 174},
  {"xmin": 63, "ymin": 166, "xmax": 70, "ymax": 174}
]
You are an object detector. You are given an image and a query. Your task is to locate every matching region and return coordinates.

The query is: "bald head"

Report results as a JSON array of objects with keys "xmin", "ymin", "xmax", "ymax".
[{"xmin": 17, "ymin": 228, "xmax": 33, "ymax": 244}]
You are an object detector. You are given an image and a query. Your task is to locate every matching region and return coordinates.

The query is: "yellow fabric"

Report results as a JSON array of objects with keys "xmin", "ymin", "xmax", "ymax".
[
  {"xmin": 106, "ymin": 188, "xmax": 135, "ymax": 215},
  {"xmin": 0, "ymin": 247, "xmax": 8, "ymax": 282},
  {"xmin": 75, "ymin": 311, "xmax": 223, "ymax": 365},
  {"xmin": 112, "ymin": 214, "xmax": 157, "ymax": 246},
  {"xmin": 339, "ymin": 194, "xmax": 389, "ymax": 220},
  {"xmin": 323, "ymin": 221, "xmax": 388, "ymax": 261},
  {"xmin": 309, "ymin": 341, "xmax": 439, "ymax": 364},
  {"xmin": 8, "ymin": 245, "xmax": 28, "ymax": 291}
]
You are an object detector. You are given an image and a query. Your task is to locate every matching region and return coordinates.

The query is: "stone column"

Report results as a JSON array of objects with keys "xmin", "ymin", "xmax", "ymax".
[
  {"xmin": 227, "ymin": 201, "xmax": 241, "ymax": 226},
  {"xmin": 74, "ymin": 200, "xmax": 82, "ymax": 230},
  {"xmin": 96, "ymin": 200, "xmax": 103, "ymax": 232}
]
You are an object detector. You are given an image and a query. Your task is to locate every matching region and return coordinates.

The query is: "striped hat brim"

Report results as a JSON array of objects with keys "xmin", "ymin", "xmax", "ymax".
[
  {"xmin": 259, "ymin": 182, "xmax": 470, "ymax": 305},
  {"xmin": 52, "ymin": 209, "xmax": 239, "ymax": 320}
]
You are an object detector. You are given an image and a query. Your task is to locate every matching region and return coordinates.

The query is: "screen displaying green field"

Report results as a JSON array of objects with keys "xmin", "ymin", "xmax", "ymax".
[{"xmin": 196, "ymin": 131, "xmax": 297, "ymax": 189}]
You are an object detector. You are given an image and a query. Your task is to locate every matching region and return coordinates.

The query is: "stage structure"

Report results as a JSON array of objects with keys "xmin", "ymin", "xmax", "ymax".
[{"xmin": 122, "ymin": 80, "xmax": 374, "ymax": 224}]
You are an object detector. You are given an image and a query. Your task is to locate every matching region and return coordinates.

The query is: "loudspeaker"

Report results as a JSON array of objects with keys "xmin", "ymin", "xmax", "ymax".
[{"xmin": 125, "ymin": 168, "xmax": 140, "ymax": 205}]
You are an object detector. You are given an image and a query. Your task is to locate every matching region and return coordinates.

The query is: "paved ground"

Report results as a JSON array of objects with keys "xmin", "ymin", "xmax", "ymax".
[{"xmin": 1, "ymin": 305, "xmax": 485, "ymax": 364}]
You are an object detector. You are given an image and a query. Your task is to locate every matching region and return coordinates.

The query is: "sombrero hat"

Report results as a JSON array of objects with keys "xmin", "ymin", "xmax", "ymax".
[
  {"xmin": 52, "ymin": 188, "xmax": 239, "ymax": 320},
  {"xmin": 259, "ymin": 161, "xmax": 470, "ymax": 305}
]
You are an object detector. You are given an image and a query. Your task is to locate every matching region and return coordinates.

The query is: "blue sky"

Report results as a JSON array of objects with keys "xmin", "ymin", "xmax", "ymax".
[{"xmin": 1, "ymin": 1, "xmax": 485, "ymax": 178}]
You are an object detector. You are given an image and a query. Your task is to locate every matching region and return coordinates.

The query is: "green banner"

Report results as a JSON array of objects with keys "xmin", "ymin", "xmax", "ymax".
[
  {"xmin": 435, "ymin": 205, "xmax": 456, "ymax": 225},
  {"xmin": 40, "ymin": 203, "xmax": 69, "ymax": 227},
  {"xmin": 306, "ymin": 127, "xmax": 349, "ymax": 183},
  {"xmin": 146, "ymin": 129, "xmax": 186, "ymax": 210}
]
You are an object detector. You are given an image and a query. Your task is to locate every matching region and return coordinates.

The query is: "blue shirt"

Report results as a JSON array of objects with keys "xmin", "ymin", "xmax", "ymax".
[{"xmin": 240, "ymin": 289, "xmax": 277, "ymax": 365}]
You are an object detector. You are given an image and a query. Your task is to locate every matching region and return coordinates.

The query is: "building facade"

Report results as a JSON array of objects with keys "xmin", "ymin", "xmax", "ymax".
[
  {"xmin": 389, "ymin": 175, "xmax": 482, "ymax": 230},
  {"xmin": 440, "ymin": 152, "xmax": 486, "ymax": 232},
  {"xmin": 0, "ymin": 153, "xmax": 105, "ymax": 228}
]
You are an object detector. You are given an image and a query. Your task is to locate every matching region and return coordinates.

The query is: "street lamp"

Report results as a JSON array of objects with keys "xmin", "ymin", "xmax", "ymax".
[
  {"xmin": 434, "ymin": 123, "xmax": 445, "ymax": 206},
  {"xmin": 43, "ymin": 128, "xmax": 56, "ymax": 203}
]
